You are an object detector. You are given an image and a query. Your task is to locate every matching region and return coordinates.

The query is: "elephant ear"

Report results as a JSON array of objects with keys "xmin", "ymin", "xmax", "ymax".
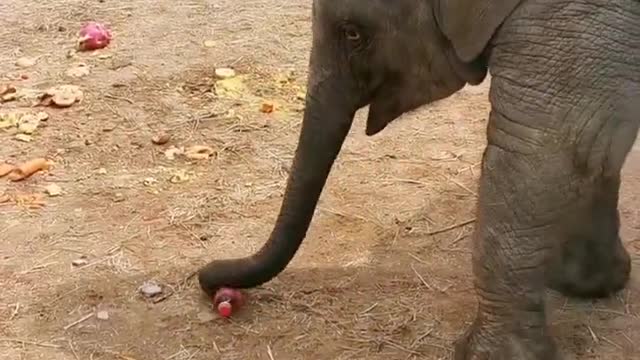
[{"xmin": 435, "ymin": 0, "xmax": 523, "ymax": 62}]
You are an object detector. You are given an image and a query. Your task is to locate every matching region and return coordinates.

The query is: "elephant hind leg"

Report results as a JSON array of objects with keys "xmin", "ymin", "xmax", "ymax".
[{"xmin": 546, "ymin": 175, "xmax": 631, "ymax": 299}]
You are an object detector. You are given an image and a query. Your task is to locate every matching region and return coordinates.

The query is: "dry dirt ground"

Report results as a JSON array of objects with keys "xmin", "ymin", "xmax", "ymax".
[{"xmin": 0, "ymin": 1, "xmax": 639, "ymax": 359}]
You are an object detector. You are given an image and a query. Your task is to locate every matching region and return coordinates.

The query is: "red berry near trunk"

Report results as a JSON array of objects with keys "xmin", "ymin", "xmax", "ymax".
[{"xmin": 213, "ymin": 287, "xmax": 245, "ymax": 318}]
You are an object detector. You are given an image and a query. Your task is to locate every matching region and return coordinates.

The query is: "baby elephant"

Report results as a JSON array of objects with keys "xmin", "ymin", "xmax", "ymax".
[{"xmin": 198, "ymin": 0, "xmax": 639, "ymax": 358}]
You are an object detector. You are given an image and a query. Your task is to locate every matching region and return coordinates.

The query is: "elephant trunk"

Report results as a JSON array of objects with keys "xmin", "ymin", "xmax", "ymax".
[{"xmin": 198, "ymin": 73, "xmax": 356, "ymax": 296}]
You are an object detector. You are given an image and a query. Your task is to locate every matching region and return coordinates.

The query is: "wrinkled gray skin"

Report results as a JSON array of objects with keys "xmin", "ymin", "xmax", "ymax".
[{"xmin": 198, "ymin": 0, "xmax": 640, "ymax": 358}]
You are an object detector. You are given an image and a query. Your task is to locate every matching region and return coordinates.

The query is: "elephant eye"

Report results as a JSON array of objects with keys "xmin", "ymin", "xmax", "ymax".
[{"xmin": 342, "ymin": 25, "xmax": 361, "ymax": 42}]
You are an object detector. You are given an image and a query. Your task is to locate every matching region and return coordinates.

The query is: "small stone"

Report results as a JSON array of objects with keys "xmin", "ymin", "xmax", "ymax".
[
  {"xmin": 44, "ymin": 183, "xmax": 62, "ymax": 196},
  {"xmin": 139, "ymin": 281, "xmax": 163, "ymax": 297},
  {"xmin": 151, "ymin": 133, "xmax": 170, "ymax": 145},
  {"xmin": 14, "ymin": 134, "xmax": 32, "ymax": 142},
  {"xmin": 97, "ymin": 168, "xmax": 107, "ymax": 174},
  {"xmin": 96, "ymin": 310, "xmax": 109, "ymax": 320},
  {"xmin": 203, "ymin": 40, "xmax": 215, "ymax": 48},
  {"xmin": 214, "ymin": 67, "xmax": 236, "ymax": 79},
  {"xmin": 15, "ymin": 57, "xmax": 36, "ymax": 68},
  {"xmin": 71, "ymin": 258, "xmax": 88, "ymax": 267}
]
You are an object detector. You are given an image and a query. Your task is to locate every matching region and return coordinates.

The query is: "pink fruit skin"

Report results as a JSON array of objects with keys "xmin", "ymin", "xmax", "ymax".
[
  {"xmin": 78, "ymin": 22, "xmax": 112, "ymax": 51},
  {"xmin": 213, "ymin": 287, "xmax": 245, "ymax": 316}
]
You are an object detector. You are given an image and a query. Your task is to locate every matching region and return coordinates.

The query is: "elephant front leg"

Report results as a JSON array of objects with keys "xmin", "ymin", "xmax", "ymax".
[
  {"xmin": 454, "ymin": 145, "xmax": 568, "ymax": 360},
  {"xmin": 546, "ymin": 175, "xmax": 631, "ymax": 299}
]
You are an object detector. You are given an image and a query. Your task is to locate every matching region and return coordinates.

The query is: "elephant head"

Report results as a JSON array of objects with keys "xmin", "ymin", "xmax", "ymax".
[{"xmin": 198, "ymin": 0, "xmax": 522, "ymax": 296}]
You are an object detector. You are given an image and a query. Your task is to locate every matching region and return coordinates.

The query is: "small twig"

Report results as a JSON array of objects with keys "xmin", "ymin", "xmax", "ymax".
[
  {"xmin": 0, "ymin": 338, "xmax": 61, "ymax": 348},
  {"xmin": 427, "ymin": 218, "xmax": 476, "ymax": 236},
  {"xmin": 411, "ymin": 264, "xmax": 432, "ymax": 290},
  {"xmin": 446, "ymin": 177, "xmax": 477, "ymax": 197},
  {"xmin": 9, "ymin": 303, "xmax": 19, "ymax": 320},
  {"xmin": 64, "ymin": 313, "xmax": 94, "ymax": 330},
  {"xmin": 68, "ymin": 339, "xmax": 80, "ymax": 360},
  {"xmin": 267, "ymin": 345, "xmax": 275, "ymax": 360},
  {"xmin": 586, "ymin": 325, "xmax": 599, "ymax": 344},
  {"xmin": 104, "ymin": 93, "xmax": 134, "ymax": 104}
]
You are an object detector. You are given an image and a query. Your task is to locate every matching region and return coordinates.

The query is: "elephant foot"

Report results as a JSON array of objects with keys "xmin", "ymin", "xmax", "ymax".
[
  {"xmin": 454, "ymin": 317, "xmax": 561, "ymax": 360},
  {"xmin": 546, "ymin": 233, "xmax": 631, "ymax": 299}
]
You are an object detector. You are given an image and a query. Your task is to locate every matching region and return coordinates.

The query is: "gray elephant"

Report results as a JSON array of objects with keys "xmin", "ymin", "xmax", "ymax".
[{"xmin": 197, "ymin": 0, "xmax": 639, "ymax": 358}]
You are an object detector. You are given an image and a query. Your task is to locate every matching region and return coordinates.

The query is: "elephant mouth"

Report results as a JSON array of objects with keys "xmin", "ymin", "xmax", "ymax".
[{"xmin": 366, "ymin": 84, "xmax": 410, "ymax": 136}]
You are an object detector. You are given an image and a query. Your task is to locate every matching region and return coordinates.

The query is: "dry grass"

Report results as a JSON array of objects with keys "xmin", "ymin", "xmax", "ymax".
[{"xmin": 1, "ymin": 0, "xmax": 639, "ymax": 359}]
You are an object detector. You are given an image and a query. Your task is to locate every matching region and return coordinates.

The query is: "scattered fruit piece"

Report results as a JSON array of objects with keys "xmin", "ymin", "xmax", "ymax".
[
  {"xmin": 15, "ymin": 57, "xmax": 36, "ymax": 68},
  {"xmin": 260, "ymin": 101, "xmax": 275, "ymax": 113},
  {"xmin": 0, "ymin": 111, "xmax": 20, "ymax": 129},
  {"xmin": 151, "ymin": 133, "xmax": 170, "ymax": 145},
  {"xmin": 41, "ymin": 85, "xmax": 83, "ymax": 107},
  {"xmin": 44, "ymin": 183, "xmax": 62, "ymax": 196},
  {"xmin": 17, "ymin": 113, "xmax": 41, "ymax": 134},
  {"xmin": 7, "ymin": 158, "xmax": 51, "ymax": 181},
  {"xmin": 77, "ymin": 22, "xmax": 112, "ymax": 51},
  {"xmin": 185, "ymin": 145, "xmax": 214, "ymax": 160}
]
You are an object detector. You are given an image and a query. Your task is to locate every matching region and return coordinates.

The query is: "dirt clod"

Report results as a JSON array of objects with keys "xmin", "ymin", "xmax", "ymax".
[{"xmin": 151, "ymin": 133, "xmax": 171, "ymax": 145}]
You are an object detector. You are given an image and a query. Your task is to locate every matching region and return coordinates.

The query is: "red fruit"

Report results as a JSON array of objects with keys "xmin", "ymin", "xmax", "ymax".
[
  {"xmin": 217, "ymin": 301, "xmax": 232, "ymax": 318},
  {"xmin": 77, "ymin": 22, "xmax": 112, "ymax": 51},
  {"xmin": 213, "ymin": 287, "xmax": 245, "ymax": 318}
]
